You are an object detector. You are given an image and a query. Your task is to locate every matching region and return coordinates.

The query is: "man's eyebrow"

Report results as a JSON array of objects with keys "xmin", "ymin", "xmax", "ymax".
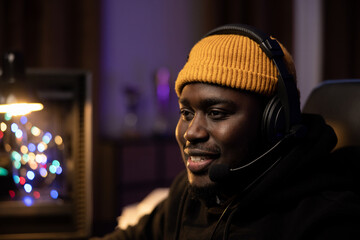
[{"xmin": 179, "ymin": 97, "xmax": 237, "ymax": 108}]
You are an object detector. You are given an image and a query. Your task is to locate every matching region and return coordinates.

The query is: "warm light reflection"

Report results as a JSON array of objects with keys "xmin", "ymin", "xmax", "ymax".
[
  {"xmin": 0, "ymin": 122, "xmax": 7, "ymax": 131},
  {"xmin": 20, "ymin": 145, "xmax": 28, "ymax": 154},
  {"xmin": 35, "ymin": 153, "xmax": 47, "ymax": 164},
  {"xmin": 28, "ymin": 152, "xmax": 36, "ymax": 160},
  {"xmin": 31, "ymin": 126, "xmax": 41, "ymax": 136},
  {"xmin": 4, "ymin": 143, "xmax": 11, "ymax": 152},
  {"xmin": 29, "ymin": 160, "xmax": 38, "ymax": 170},
  {"xmin": 0, "ymin": 103, "xmax": 44, "ymax": 116},
  {"xmin": 54, "ymin": 135, "xmax": 63, "ymax": 145}
]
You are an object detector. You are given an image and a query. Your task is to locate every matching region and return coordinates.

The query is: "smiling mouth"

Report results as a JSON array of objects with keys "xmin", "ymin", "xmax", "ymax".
[
  {"xmin": 183, "ymin": 146, "xmax": 220, "ymax": 172},
  {"xmin": 186, "ymin": 152, "xmax": 220, "ymax": 174},
  {"xmin": 190, "ymin": 156, "xmax": 208, "ymax": 162}
]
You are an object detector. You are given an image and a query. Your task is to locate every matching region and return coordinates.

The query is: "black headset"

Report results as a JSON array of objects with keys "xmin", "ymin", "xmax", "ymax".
[{"xmin": 203, "ymin": 24, "xmax": 302, "ymax": 144}]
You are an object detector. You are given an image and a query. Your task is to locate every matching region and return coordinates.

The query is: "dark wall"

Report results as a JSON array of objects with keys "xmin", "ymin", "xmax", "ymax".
[
  {"xmin": 323, "ymin": 0, "xmax": 360, "ymax": 80},
  {"xmin": 213, "ymin": 0, "xmax": 294, "ymax": 53},
  {"xmin": 0, "ymin": 1, "xmax": 100, "ymax": 77}
]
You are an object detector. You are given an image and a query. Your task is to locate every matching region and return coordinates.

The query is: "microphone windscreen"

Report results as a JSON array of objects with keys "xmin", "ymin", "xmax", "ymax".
[{"xmin": 209, "ymin": 164, "xmax": 230, "ymax": 182}]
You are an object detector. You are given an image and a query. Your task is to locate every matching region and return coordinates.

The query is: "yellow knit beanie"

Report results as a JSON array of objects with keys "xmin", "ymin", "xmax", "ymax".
[{"xmin": 175, "ymin": 34, "xmax": 294, "ymax": 97}]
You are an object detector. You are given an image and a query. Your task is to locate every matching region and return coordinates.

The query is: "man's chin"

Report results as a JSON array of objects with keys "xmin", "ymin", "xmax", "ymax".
[
  {"xmin": 187, "ymin": 171, "xmax": 221, "ymax": 207},
  {"xmin": 187, "ymin": 169, "xmax": 213, "ymax": 187},
  {"xmin": 188, "ymin": 182, "xmax": 221, "ymax": 207}
]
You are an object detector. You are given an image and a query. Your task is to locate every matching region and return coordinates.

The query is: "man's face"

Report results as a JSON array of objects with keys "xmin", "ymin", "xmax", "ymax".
[{"xmin": 175, "ymin": 83, "xmax": 263, "ymax": 188}]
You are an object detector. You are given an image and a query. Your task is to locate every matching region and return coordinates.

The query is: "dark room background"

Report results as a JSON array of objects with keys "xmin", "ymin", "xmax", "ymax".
[{"xmin": 1, "ymin": 0, "xmax": 360, "ymax": 236}]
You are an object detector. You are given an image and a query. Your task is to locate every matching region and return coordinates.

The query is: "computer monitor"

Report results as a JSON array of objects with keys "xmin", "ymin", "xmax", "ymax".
[{"xmin": 0, "ymin": 69, "xmax": 92, "ymax": 239}]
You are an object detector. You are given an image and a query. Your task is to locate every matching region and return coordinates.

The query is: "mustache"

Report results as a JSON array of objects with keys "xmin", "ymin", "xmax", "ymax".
[{"xmin": 184, "ymin": 143, "xmax": 221, "ymax": 154}]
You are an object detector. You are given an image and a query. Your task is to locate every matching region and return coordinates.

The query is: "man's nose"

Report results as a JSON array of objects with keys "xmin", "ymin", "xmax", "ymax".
[{"xmin": 184, "ymin": 114, "xmax": 209, "ymax": 143}]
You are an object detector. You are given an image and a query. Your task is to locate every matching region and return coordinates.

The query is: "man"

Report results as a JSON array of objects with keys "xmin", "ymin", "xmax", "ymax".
[{"xmin": 93, "ymin": 24, "xmax": 360, "ymax": 239}]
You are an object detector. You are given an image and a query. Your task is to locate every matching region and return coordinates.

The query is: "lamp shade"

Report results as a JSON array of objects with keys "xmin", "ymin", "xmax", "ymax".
[{"xmin": 0, "ymin": 52, "xmax": 43, "ymax": 115}]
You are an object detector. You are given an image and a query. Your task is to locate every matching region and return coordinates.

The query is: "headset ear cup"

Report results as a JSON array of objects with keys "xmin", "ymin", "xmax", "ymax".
[{"xmin": 262, "ymin": 96, "xmax": 286, "ymax": 144}]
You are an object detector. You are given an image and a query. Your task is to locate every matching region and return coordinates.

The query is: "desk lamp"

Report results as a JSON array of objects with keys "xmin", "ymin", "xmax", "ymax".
[{"xmin": 0, "ymin": 52, "xmax": 43, "ymax": 116}]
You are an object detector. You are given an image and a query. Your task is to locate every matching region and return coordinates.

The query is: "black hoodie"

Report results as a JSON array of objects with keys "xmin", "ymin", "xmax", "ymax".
[{"xmin": 92, "ymin": 114, "xmax": 360, "ymax": 240}]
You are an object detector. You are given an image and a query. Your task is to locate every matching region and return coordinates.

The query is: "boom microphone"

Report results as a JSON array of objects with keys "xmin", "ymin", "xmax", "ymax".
[
  {"xmin": 209, "ymin": 163, "xmax": 231, "ymax": 182},
  {"xmin": 208, "ymin": 141, "xmax": 280, "ymax": 183},
  {"xmin": 209, "ymin": 125, "xmax": 306, "ymax": 183}
]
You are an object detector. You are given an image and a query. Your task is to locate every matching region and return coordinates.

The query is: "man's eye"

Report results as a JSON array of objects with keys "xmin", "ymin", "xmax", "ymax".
[
  {"xmin": 208, "ymin": 110, "xmax": 227, "ymax": 119},
  {"xmin": 180, "ymin": 110, "xmax": 194, "ymax": 121}
]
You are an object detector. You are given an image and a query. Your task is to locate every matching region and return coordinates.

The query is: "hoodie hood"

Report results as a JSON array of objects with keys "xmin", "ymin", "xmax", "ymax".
[{"xmin": 230, "ymin": 114, "xmax": 344, "ymax": 215}]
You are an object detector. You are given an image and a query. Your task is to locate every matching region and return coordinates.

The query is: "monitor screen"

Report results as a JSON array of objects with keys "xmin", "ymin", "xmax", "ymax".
[{"xmin": 0, "ymin": 69, "xmax": 92, "ymax": 239}]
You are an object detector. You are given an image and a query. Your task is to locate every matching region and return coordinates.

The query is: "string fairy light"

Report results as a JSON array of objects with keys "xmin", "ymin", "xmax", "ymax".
[{"xmin": 0, "ymin": 113, "xmax": 65, "ymax": 206}]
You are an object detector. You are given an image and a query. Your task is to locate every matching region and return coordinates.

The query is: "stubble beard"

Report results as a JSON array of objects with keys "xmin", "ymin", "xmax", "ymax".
[{"xmin": 187, "ymin": 171, "xmax": 225, "ymax": 207}]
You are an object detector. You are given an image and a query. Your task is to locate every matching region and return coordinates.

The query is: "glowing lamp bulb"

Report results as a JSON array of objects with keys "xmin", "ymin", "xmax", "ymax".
[{"xmin": 0, "ymin": 103, "xmax": 44, "ymax": 116}]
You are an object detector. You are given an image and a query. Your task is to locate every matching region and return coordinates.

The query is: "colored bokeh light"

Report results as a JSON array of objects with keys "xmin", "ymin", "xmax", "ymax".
[
  {"xmin": 49, "ymin": 165, "xmax": 57, "ymax": 174},
  {"xmin": 13, "ymin": 175, "xmax": 20, "ymax": 184},
  {"xmin": 4, "ymin": 143, "xmax": 11, "ymax": 152},
  {"xmin": 29, "ymin": 160, "xmax": 38, "ymax": 170},
  {"xmin": 28, "ymin": 152, "xmax": 35, "ymax": 161},
  {"xmin": 0, "ymin": 122, "xmax": 7, "ymax": 131},
  {"xmin": 9, "ymin": 190, "xmax": 16, "ymax": 198},
  {"xmin": 56, "ymin": 166, "xmax": 63, "ymax": 174},
  {"xmin": 33, "ymin": 191, "xmax": 40, "ymax": 199},
  {"xmin": 4, "ymin": 113, "xmax": 12, "ymax": 121},
  {"xmin": 24, "ymin": 183, "xmax": 32, "ymax": 193},
  {"xmin": 20, "ymin": 116, "xmax": 28, "ymax": 124},
  {"xmin": 0, "ymin": 167, "xmax": 8, "ymax": 176},
  {"xmin": 35, "ymin": 154, "xmax": 47, "ymax": 164},
  {"xmin": 50, "ymin": 190, "xmax": 58, "ymax": 199},
  {"xmin": 28, "ymin": 143, "xmax": 36, "ymax": 152},
  {"xmin": 22, "ymin": 154, "xmax": 29, "ymax": 162},
  {"xmin": 13, "ymin": 161, "xmax": 21, "ymax": 170},
  {"xmin": 42, "ymin": 132, "xmax": 52, "ymax": 144},
  {"xmin": 23, "ymin": 196, "xmax": 33, "ymax": 206},
  {"xmin": 52, "ymin": 160, "xmax": 60, "ymax": 167},
  {"xmin": 19, "ymin": 176, "xmax": 26, "ymax": 185},
  {"xmin": 11, "ymin": 151, "xmax": 21, "ymax": 161},
  {"xmin": 11, "ymin": 123, "xmax": 18, "ymax": 133},
  {"xmin": 49, "ymin": 160, "xmax": 63, "ymax": 175},
  {"xmin": 27, "ymin": 170, "xmax": 35, "ymax": 180},
  {"xmin": 39, "ymin": 167, "xmax": 48, "ymax": 178},
  {"xmin": 20, "ymin": 145, "xmax": 28, "ymax": 154},
  {"xmin": 37, "ymin": 142, "xmax": 46, "ymax": 152},
  {"xmin": 54, "ymin": 135, "xmax": 63, "ymax": 145},
  {"xmin": 15, "ymin": 129, "xmax": 23, "ymax": 138},
  {"xmin": 31, "ymin": 126, "xmax": 41, "ymax": 136},
  {"xmin": 2, "ymin": 115, "xmax": 65, "ymax": 205}
]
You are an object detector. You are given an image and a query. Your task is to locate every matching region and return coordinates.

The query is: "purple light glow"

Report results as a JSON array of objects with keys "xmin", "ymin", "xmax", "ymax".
[
  {"xmin": 23, "ymin": 196, "xmax": 33, "ymax": 206},
  {"xmin": 156, "ymin": 68, "xmax": 170, "ymax": 103}
]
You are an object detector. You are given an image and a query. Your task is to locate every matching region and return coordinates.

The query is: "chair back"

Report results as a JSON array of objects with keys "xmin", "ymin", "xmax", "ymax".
[{"xmin": 303, "ymin": 79, "xmax": 360, "ymax": 150}]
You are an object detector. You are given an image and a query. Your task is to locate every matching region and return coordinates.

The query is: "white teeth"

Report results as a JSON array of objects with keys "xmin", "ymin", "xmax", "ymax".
[{"xmin": 190, "ymin": 156, "xmax": 204, "ymax": 162}]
